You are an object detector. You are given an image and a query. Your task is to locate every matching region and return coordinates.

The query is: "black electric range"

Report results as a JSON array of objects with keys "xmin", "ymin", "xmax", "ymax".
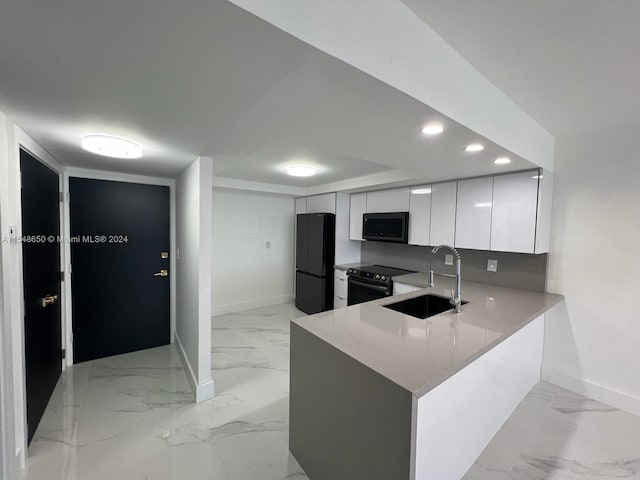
[{"xmin": 346, "ymin": 265, "xmax": 415, "ymax": 306}]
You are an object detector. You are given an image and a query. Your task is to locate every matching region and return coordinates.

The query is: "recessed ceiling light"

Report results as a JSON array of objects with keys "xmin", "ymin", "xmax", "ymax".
[
  {"xmin": 411, "ymin": 188, "xmax": 432, "ymax": 195},
  {"xmin": 421, "ymin": 123, "xmax": 444, "ymax": 135},
  {"xmin": 287, "ymin": 164, "xmax": 316, "ymax": 177},
  {"xmin": 494, "ymin": 157, "xmax": 511, "ymax": 165},
  {"xmin": 474, "ymin": 202, "xmax": 493, "ymax": 208},
  {"xmin": 81, "ymin": 134, "xmax": 142, "ymax": 159},
  {"xmin": 465, "ymin": 143, "xmax": 484, "ymax": 152},
  {"xmin": 532, "ymin": 174, "xmax": 543, "ymax": 179}
]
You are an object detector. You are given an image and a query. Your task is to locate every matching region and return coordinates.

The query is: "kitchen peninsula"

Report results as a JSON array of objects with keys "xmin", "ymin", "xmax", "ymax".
[{"xmin": 289, "ymin": 276, "xmax": 563, "ymax": 480}]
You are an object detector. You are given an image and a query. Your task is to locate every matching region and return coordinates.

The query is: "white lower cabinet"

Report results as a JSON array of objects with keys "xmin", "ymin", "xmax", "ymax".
[
  {"xmin": 334, "ymin": 269, "xmax": 348, "ymax": 298},
  {"xmin": 393, "ymin": 282, "xmax": 418, "ymax": 295},
  {"xmin": 334, "ymin": 295, "xmax": 347, "ymax": 309},
  {"xmin": 334, "ymin": 268, "xmax": 348, "ymax": 309}
]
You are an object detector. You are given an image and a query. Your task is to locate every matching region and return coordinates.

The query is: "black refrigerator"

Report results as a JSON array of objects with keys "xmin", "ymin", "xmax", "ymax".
[{"xmin": 295, "ymin": 213, "xmax": 335, "ymax": 315}]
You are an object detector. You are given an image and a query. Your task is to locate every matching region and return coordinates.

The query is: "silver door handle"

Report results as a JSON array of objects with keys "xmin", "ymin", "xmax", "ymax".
[
  {"xmin": 41, "ymin": 294, "xmax": 58, "ymax": 307},
  {"xmin": 154, "ymin": 270, "xmax": 168, "ymax": 277}
]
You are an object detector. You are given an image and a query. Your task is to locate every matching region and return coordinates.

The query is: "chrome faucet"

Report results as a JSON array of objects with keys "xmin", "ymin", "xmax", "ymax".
[{"xmin": 428, "ymin": 245, "xmax": 463, "ymax": 313}]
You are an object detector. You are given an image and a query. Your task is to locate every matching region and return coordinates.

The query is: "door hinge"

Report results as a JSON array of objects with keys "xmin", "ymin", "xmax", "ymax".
[
  {"xmin": 61, "ymin": 349, "xmax": 66, "ymax": 359},
  {"xmin": 59, "ymin": 191, "xmax": 64, "ymax": 202},
  {"xmin": 60, "ymin": 271, "xmax": 64, "ymax": 282}
]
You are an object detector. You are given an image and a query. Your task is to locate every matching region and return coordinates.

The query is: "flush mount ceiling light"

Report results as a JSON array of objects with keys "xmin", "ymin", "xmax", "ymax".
[
  {"xmin": 494, "ymin": 157, "xmax": 511, "ymax": 165},
  {"xmin": 411, "ymin": 187, "xmax": 432, "ymax": 195},
  {"xmin": 532, "ymin": 174, "xmax": 543, "ymax": 179},
  {"xmin": 286, "ymin": 164, "xmax": 316, "ymax": 177},
  {"xmin": 421, "ymin": 123, "xmax": 444, "ymax": 135},
  {"xmin": 81, "ymin": 134, "xmax": 143, "ymax": 159},
  {"xmin": 465, "ymin": 143, "xmax": 484, "ymax": 152}
]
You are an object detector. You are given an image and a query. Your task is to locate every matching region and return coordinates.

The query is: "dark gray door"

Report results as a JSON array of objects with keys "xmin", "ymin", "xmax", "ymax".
[
  {"xmin": 20, "ymin": 149, "xmax": 62, "ymax": 444},
  {"xmin": 69, "ymin": 178, "xmax": 170, "ymax": 363}
]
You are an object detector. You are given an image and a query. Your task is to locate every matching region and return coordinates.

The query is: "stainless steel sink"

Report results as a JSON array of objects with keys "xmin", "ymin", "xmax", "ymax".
[{"xmin": 383, "ymin": 294, "xmax": 468, "ymax": 319}]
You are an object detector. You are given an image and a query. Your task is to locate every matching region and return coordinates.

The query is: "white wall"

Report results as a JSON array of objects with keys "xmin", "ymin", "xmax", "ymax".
[
  {"xmin": 211, "ymin": 188, "xmax": 294, "ymax": 315},
  {"xmin": 544, "ymin": 122, "xmax": 640, "ymax": 415},
  {"xmin": 0, "ymin": 113, "xmax": 15, "ymax": 480},
  {"xmin": 175, "ymin": 157, "xmax": 214, "ymax": 403}
]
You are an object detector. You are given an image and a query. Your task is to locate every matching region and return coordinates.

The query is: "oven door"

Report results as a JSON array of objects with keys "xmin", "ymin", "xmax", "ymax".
[{"xmin": 347, "ymin": 277, "xmax": 391, "ymax": 306}]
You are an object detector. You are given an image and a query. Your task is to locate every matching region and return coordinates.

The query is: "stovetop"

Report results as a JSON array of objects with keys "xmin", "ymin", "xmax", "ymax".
[{"xmin": 346, "ymin": 264, "xmax": 416, "ymax": 285}]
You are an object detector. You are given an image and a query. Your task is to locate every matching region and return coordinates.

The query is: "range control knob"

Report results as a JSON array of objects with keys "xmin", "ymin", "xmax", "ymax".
[
  {"xmin": 375, "ymin": 274, "xmax": 381, "ymax": 280},
  {"xmin": 381, "ymin": 276, "xmax": 387, "ymax": 281},
  {"xmin": 347, "ymin": 269, "xmax": 353, "ymax": 275}
]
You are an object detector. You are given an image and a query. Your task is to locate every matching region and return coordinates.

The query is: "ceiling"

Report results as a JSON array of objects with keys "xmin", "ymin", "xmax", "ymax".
[
  {"xmin": 401, "ymin": 0, "xmax": 640, "ymax": 138},
  {"xmin": 0, "ymin": 0, "xmax": 534, "ymax": 186}
]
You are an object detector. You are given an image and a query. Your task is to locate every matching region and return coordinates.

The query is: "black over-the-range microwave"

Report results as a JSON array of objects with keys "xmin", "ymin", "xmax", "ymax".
[{"xmin": 362, "ymin": 212, "xmax": 409, "ymax": 243}]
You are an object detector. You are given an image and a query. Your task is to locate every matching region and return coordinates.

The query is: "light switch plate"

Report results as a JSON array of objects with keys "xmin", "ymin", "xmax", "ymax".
[
  {"xmin": 265, "ymin": 241, "xmax": 271, "ymax": 249},
  {"xmin": 487, "ymin": 259, "xmax": 498, "ymax": 272},
  {"xmin": 444, "ymin": 254, "xmax": 454, "ymax": 266}
]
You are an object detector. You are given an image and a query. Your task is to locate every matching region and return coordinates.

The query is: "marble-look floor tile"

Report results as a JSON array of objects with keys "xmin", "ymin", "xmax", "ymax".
[
  {"xmin": 463, "ymin": 381, "xmax": 640, "ymax": 479},
  {"xmin": 25, "ymin": 303, "xmax": 308, "ymax": 480}
]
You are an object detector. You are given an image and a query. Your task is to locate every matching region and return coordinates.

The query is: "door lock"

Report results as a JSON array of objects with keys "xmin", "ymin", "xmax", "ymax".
[
  {"xmin": 153, "ymin": 269, "xmax": 168, "ymax": 277},
  {"xmin": 41, "ymin": 294, "xmax": 58, "ymax": 308}
]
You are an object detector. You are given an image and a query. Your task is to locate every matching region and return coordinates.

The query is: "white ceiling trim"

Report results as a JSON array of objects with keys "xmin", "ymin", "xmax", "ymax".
[{"xmin": 212, "ymin": 176, "xmax": 307, "ymax": 197}]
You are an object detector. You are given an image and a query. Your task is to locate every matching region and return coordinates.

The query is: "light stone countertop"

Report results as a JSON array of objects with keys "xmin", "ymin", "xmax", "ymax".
[
  {"xmin": 334, "ymin": 263, "xmax": 370, "ymax": 271},
  {"xmin": 292, "ymin": 276, "xmax": 563, "ymax": 398}
]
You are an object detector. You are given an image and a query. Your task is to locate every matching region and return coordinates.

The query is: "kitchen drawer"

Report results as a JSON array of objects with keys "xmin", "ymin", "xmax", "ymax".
[
  {"xmin": 334, "ymin": 271, "xmax": 348, "ymax": 298},
  {"xmin": 334, "ymin": 295, "xmax": 347, "ymax": 310}
]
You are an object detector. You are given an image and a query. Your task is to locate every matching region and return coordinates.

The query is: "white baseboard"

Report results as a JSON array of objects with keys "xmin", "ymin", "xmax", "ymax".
[
  {"xmin": 174, "ymin": 333, "xmax": 215, "ymax": 403},
  {"xmin": 211, "ymin": 294, "xmax": 293, "ymax": 316},
  {"xmin": 542, "ymin": 367, "xmax": 640, "ymax": 417}
]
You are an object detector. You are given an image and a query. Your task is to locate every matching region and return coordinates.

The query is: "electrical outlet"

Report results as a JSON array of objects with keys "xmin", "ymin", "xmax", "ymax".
[
  {"xmin": 487, "ymin": 259, "xmax": 498, "ymax": 272},
  {"xmin": 444, "ymin": 254, "xmax": 453, "ymax": 266}
]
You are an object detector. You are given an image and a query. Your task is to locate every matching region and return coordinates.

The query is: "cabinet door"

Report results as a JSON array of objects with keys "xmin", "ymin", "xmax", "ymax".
[
  {"xmin": 365, "ymin": 188, "xmax": 410, "ymax": 213},
  {"xmin": 349, "ymin": 193, "xmax": 367, "ymax": 241},
  {"xmin": 430, "ymin": 181, "xmax": 457, "ymax": 247},
  {"xmin": 307, "ymin": 193, "xmax": 336, "ymax": 214},
  {"xmin": 455, "ymin": 177, "xmax": 493, "ymax": 250},
  {"xmin": 334, "ymin": 295, "xmax": 347, "ymax": 309},
  {"xmin": 334, "ymin": 269, "xmax": 348, "ymax": 298},
  {"xmin": 491, "ymin": 171, "xmax": 539, "ymax": 253},
  {"xmin": 409, "ymin": 185, "xmax": 431, "ymax": 246}
]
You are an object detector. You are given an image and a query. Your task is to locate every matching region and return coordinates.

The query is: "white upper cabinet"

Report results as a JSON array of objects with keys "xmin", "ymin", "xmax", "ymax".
[
  {"xmin": 307, "ymin": 193, "xmax": 336, "ymax": 214},
  {"xmin": 295, "ymin": 197, "xmax": 307, "ymax": 215},
  {"xmin": 455, "ymin": 177, "xmax": 493, "ymax": 250},
  {"xmin": 365, "ymin": 187, "xmax": 410, "ymax": 213},
  {"xmin": 491, "ymin": 171, "xmax": 539, "ymax": 253},
  {"xmin": 349, "ymin": 192, "xmax": 367, "ymax": 241},
  {"xmin": 408, "ymin": 185, "xmax": 431, "ymax": 246},
  {"xmin": 430, "ymin": 181, "xmax": 457, "ymax": 247}
]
